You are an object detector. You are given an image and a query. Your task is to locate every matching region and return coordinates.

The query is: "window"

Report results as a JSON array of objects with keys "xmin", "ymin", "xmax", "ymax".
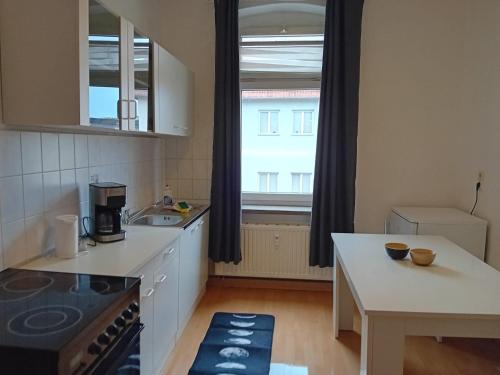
[
  {"xmin": 293, "ymin": 110, "xmax": 314, "ymax": 135},
  {"xmin": 291, "ymin": 173, "xmax": 312, "ymax": 193},
  {"xmin": 239, "ymin": 2, "xmax": 325, "ymax": 204},
  {"xmin": 259, "ymin": 111, "xmax": 279, "ymax": 135},
  {"xmin": 258, "ymin": 172, "xmax": 278, "ymax": 192},
  {"xmin": 242, "ymin": 89, "xmax": 319, "ymax": 198}
]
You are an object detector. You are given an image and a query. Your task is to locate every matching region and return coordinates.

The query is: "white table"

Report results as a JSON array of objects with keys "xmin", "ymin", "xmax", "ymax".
[{"xmin": 331, "ymin": 233, "xmax": 500, "ymax": 375}]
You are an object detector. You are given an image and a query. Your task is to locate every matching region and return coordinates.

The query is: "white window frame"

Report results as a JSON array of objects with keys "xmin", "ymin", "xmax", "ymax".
[
  {"xmin": 291, "ymin": 172, "xmax": 313, "ymax": 193},
  {"xmin": 258, "ymin": 172, "xmax": 278, "ymax": 192},
  {"xmin": 240, "ymin": 59, "xmax": 321, "ymax": 206},
  {"xmin": 259, "ymin": 110, "xmax": 280, "ymax": 135},
  {"xmin": 292, "ymin": 110, "xmax": 314, "ymax": 135}
]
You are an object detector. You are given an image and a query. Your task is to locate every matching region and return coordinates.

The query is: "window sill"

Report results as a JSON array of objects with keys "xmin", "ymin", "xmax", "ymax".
[{"xmin": 242, "ymin": 204, "xmax": 312, "ymax": 214}]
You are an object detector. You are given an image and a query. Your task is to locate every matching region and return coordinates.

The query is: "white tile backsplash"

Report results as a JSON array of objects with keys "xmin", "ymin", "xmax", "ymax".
[
  {"xmin": 2, "ymin": 219, "xmax": 26, "ymax": 267},
  {"xmin": 0, "ymin": 176, "xmax": 24, "ymax": 223},
  {"xmin": 41, "ymin": 133, "xmax": 60, "ymax": 172},
  {"xmin": 0, "ymin": 131, "xmax": 22, "ymax": 177},
  {"xmin": 0, "ymin": 129, "xmax": 168, "ymax": 269},
  {"xmin": 23, "ymin": 173, "xmax": 44, "ymax": 217},
  {"xmin": 59, "ymin": 134, "xmax": 75, "ymax": 170},
  {"xmin": 75, "ymin": 134, "xmax": 89, "ymax": 168},
  {"xmin": 43, "ymin": 171, "xmax": 61, "ymax": 211},
  {"xmin": 21, "ymin": 132, "xmax": 42, "ymax": 174}
]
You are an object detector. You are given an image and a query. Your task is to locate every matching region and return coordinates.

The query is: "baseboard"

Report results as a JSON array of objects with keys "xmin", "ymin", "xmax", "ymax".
[{"xmin": 207, "ymin": 276, "xmax": 333, "ymax": 292}]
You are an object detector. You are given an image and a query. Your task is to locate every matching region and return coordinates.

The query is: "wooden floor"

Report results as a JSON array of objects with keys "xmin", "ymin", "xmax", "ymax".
[{"xmin": 163, "ymin": 286, "xmax": 500, "ymax": 375}]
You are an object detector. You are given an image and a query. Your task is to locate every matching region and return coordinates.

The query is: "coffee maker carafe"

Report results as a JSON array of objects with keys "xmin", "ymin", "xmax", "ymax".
[{"xmin": 89, "ymin": 182, "xmax": 126, "ymax": 243}]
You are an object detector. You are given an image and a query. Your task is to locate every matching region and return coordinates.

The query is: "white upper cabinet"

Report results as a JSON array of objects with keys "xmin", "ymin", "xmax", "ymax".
[
  {"xmin": 154, "ymin": 45, "xmax": 195, "ymax": 136},
  {"xmin": 0, "ymin": 0, "xmax": 193, "ymax": 136}
]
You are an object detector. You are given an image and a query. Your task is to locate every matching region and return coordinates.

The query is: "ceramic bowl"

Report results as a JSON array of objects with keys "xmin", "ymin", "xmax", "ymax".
[
  {"xmin": 410, "ymin": 248, "xmax": 436, "ymax": 266},
  {"xmin": 385, "ymin": 242, "xmax": 410, "ymax": 260}
]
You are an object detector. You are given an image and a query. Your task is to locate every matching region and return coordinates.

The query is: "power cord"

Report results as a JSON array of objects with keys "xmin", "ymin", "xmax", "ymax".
[
  {"xmin": 470, "ymin": 181, "xmax": 481, "ymax": 215},
  {"xmin": 82, "ymin": 216, "xmax": 97, "ymax": 247}
]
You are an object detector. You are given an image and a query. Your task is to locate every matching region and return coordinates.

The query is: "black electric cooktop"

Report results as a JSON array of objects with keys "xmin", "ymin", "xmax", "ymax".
[{"xmin": 0, "ymin": 269, "xmax": 140, "ymax": 352}]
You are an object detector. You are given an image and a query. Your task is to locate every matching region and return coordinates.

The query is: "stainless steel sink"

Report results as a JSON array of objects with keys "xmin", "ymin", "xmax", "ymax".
[
  {"xmin": 131, "ymin": 214, "xmax": 183, "ymax": 226},
  {"xmin": 127, "ymin": 204, "xmax": 209, "ymax": 228}
]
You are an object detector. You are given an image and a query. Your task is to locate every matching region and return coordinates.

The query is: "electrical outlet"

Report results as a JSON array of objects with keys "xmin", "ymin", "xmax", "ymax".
[{"xmin": 90, "ymin": 174, "xmax": 99, "ymax": 183}]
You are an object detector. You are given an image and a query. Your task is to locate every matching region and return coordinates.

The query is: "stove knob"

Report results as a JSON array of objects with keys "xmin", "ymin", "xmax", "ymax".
[
  {"xmin": 88, "ymin": 343, "xmax": 102, "ymax": 355},
  {"xmin": 106, "ymin": 324, "xmax": 119, "ymax": 336},
  {"xmin": 97, "ymin": 333, "xmax": 111, "ymax": 346},
  {"xmin": 129, "ymin": 302, "xmax": 139, "ymax": 313},
  {"xmin": 115, "ymin": 316, "xmax": 126, "ymax": 327},
  {"xmin": 122, "ymin": 309, "xmax": 133, "ymax": 320}
]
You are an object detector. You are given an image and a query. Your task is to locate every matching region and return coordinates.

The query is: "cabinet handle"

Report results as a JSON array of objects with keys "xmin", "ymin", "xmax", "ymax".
[
  {"xmin": 129, "ymin": 100, "xmax": 138, "ymax": 120},
  {"xmin": 156, "ymin": 274, "xmax": 167, "ymax": 284},
  {"xmin": 142, "ymin": 288, "xmax": 155, "ymax": 299},
  {"xmin": 117, "ymin": 99, "xmax": 129, "ymax": 119}
]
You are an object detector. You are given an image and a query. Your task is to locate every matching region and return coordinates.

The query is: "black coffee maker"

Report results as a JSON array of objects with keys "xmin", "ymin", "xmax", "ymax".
[{"xmin": 89, "ymin": 182, "xmax": 126, "ymax": 243}]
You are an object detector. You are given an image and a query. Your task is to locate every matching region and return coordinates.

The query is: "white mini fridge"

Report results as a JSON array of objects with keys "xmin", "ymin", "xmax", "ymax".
[{"xmin": 386, "ymin": 206, "xmax": 488, "ymax": 261}]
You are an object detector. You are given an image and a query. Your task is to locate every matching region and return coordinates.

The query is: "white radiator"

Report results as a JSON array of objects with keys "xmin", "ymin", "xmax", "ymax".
[{"xmin": 214, "ymin": 224, "xmax": 333, "ymax": 280}]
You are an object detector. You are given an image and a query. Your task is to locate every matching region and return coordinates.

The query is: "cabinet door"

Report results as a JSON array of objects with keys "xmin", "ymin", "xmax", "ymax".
[
  {"xmin": 199, "ymin": 213, "xmax": 210, "ymax": 290},
  {"xmin": 155, "ymin": 45, "xmax": 194, "ymax": 136},
  {"xmin": 178, "ymin": 223, "xmax": 196, "ymax": 332},
  {"xmin": 124, "ymin": 24, "xmax": 154, "ymax": 132},
  {"xmin": 153, "ymin": 248, "xmax": 179, "ymax": 373},
  {"xmin": 88, "ymin": 0, "xmax": 129, "ymax": 129},
  {"xmin": 139, "ymin": 279, "xmax": 155, "ymax": 375}
]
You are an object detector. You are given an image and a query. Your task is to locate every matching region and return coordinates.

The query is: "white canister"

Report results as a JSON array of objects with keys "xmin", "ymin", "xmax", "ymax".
[{"xmin": 55, "ymin": 215, "xmax": 79, "ymax": 259}]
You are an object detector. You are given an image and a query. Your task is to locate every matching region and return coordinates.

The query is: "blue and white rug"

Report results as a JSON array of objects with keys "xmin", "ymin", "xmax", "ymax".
[{"xmin": 189, "ymin": 312, "xmax": 275, "ymax": 375}]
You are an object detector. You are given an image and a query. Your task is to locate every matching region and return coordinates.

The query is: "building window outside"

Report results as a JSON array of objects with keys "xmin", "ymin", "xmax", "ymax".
[
  {"xmin": 291, "ymin": 173, "xmax": 312, "ymax": 193},
  {"xmin": 259, "ymin": 110, "xmax": 279, "ymax": 135},
  {"xmin": 258, "ymin": 172, "xmax": 278, "ymax": 192},
  {"xmin": 293, "ymin": 110, "xmax": 314, "ymax": 135}
]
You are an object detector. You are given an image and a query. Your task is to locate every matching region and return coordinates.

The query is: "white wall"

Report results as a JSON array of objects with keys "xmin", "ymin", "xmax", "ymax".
[
  {"xmin": 355, "ymin": 0, "xmax": 466, "ymax": 234},
  {"xmin": 356, "ymin": 0, "xmax": 500, "ymax": 270},
  {"xmin": 454, "ymin": 0, "xmax": 500, "ymax": 268}
]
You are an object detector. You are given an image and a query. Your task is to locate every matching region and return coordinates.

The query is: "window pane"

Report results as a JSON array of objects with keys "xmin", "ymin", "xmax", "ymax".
[
  {"xmin": 270, "ymin": 112, "xmax": 279, "ymax": 133},
  {"xmin": 88, "ymin": 0, "xmax": 121, "ymax": 129},
  {"xmin": 302, "ymin": 174, "xmax": 311, "ymax": 193},
  {"xmin": 260, "ymin": 112, "xmax": 268, "ymax": 134},
  {"xmin": 269, "ymin": 173, "xmax": 278, "ymax": 192},
  {"xmin": 133, "ymin": 31, "xmax": 152, "ymax": 132},
  {"xmin": 304, "ymin": 112, "xmax": 313, "ymax": 134},
  {"xmin": 291, "ymin": 173, "xmax": 300, "ymax": 192},
  {"xmin": 258, "ymin": 173, "xmax": 267, "ymax": 192},
  {"xmin": 293, "ymin": 112, "xmax": 301, "ymax": 134},
  {"xmin": 242, "ymin": 89, "xmax": 320, "ymax": 194}
]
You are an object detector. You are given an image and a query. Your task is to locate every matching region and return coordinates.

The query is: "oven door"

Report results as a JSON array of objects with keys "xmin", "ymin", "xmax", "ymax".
[{"xmin": 87, "ymin": 321, "xmax": 143, "ymax": 375}]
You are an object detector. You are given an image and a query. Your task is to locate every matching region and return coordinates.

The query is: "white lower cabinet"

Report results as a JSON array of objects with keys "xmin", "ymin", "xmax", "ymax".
[
  {"xmin": 153, "ymin": 247, "xmax": 179, "ymax": 373},
  {"xmin": 133, "ymin": 239, "xmax": 179, "ymax": 375},
  {"xmin": 178, "ymin": 213, "xmax": 209, "ymax": 335},
  {"xmin": 132, "ymin": 211, "xmax": 209, "ymax": 374}
]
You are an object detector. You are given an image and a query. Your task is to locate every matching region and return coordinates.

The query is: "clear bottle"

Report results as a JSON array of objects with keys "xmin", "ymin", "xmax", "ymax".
[{"xmin": 163, "ymin": 185, "xmax": 174, "ymax": 207}]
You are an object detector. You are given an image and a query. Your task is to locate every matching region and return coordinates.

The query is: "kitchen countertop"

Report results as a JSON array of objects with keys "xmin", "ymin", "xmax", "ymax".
[{"xmin": 21, "ymin": 225, "xmax": 183, "ymax": 277}]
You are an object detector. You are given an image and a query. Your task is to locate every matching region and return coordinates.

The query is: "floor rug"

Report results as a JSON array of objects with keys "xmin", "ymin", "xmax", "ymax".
[{"xmin": 189, "ymin": 312, "xmax": 275, "ymax": 375}]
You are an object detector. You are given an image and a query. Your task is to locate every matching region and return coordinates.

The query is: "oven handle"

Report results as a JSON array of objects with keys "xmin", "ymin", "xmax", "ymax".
[{"xmin": 86, "ymin": 321, "xmax": 144, "ymax": 375}]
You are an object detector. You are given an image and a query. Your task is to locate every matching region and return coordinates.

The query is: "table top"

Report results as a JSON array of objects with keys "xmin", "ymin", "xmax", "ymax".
[{"xmin": 331, "ymin": 233, "xmax": 500, "ymax": 319}]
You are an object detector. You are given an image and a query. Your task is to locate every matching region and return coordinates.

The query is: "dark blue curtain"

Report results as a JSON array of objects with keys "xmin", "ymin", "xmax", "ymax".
[
  {"xmin": 309, "ymin": 0, "xmax": 365, "ymax": 267},
  {"xmin": 208, "ymin": 0, "xmax": 242, "ymax": 264}
]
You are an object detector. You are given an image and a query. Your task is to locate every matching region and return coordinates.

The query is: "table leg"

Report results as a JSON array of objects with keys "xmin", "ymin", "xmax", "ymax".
[
  {"xmin": 360, "ymin": 315, "xmax": 405, "ymax": 375},
  {"xmin": 334, "ymin": 254, "xmax": 355, "ymax": 338}
]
